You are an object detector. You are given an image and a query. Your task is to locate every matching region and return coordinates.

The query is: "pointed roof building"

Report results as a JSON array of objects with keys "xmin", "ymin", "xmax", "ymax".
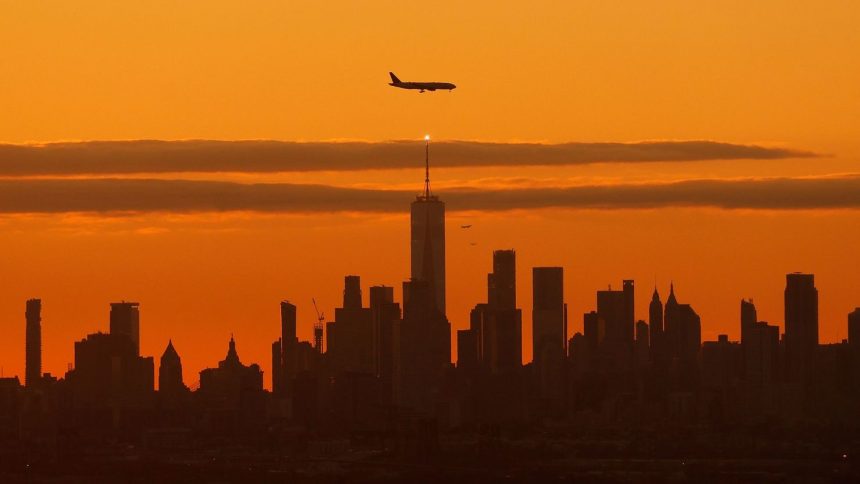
[
  {"xmin": 222, "ymin": 334, "xmax": 242, "ymax": 368},
  {"xmin": 159, "ymin": 339, "xmax": 186, "ymax": 395}
]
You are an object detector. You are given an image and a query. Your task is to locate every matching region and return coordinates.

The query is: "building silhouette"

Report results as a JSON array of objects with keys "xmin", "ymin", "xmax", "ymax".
[
  {"xmin": 661, "ymin": 284, "xmax": 701, "ymax": 389},
  {"xmin": 158, "ymin": 340, "xmax": 185, "ymax": 396},
  {"xmin": 199, "ymin": 336, "xmax": 263, "ymax": 393},
  {"xmin": 740, "ymin": 298, "xmax": 757, "ymax": 378},
  {"xmin": 272, "ymin": 301, "xmax": 297, "ymax": 395},
  {"xmin": 398, "ymin": 141, "xmax": 452, "ymax": 417},
  {"xmin": 532, "ymin": 267, "xmax": 566, "ymax": 410},
  {"xmin": 370, "ymin": 285, "xmax": 400, "ymax": 405},
  {"xmin": 739, "ymin": 299, "xmax": 779, "ymax": 394},
  {"xmin": 25, "ymin": 298, "xmax": 41, "ymax": 388},
  {"xmin": 740, "ymin": 298, "xmax": 757, "ymax": 344},
  {"xmin": 701, "ymin": 334, "xmax": 741, "ymax": 423},
  {"xmin": 110, "ymin": 301, "xmax": 140, "ymax": 356},
  {"xmin": 635, "ymin": 319, "xmax": 649, "ymax": 368},
  {"xmin": 595, "ymin": 280, "xmax": 635, "ymax": 374},
  {"xmin": 784, "ymin": 273, "xmax": 818, "ymax": 381},
  {"xmin": 327, "ymin": 276, "xmax": 375, "ymax": 375},
  {"xmin": 469, "ymin": 250, "xmax": 522, "ymax": 373},
  {"xmin": 649, "ymin": 288, "xmax": 664, "ymax": 365},
  {"xmin": 271, "ymin": 339, "xmax": 283, "ymax": 395},
  {"xmin": 663, "ymin": 283, "xmax": 681, "ymax": 360},
  {"xmin": 850, "ymin": 308, "xmax": 860, "ymax": 346},
  {"xmin": 410, "ymin": 137, "xmax": 446, "ymax": 316},
  {"xmin": 197, "ymin": 336, "xmax": 265, "ymax": 439},
  {"xmin": 398, "ymin": 277, "xmax": 450, "ymax": 416},
  {"xmin": 66, "ymin": 331, "xmax": 154, "ymax": 438},
  {"xmin": 582, "ymin": 310, "xmax": 600, "ymax": 351}
]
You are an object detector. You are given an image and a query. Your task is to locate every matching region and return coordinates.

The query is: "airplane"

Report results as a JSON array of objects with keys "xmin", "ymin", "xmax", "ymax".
[{"xmin": 389, "ymin": 72, "xmax": 456, "ymax": 93}]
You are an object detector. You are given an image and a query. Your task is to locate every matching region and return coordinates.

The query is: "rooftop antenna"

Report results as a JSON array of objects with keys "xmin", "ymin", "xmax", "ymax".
[{"xmin": 423, "ymin": 134, "xmax": 431, "ymax": 198}]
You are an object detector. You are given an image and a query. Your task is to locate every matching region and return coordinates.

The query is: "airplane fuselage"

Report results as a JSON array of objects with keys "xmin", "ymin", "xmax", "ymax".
[{"xmin": 389, "ymin": 81, "xmax": 456, "ymax": 93}]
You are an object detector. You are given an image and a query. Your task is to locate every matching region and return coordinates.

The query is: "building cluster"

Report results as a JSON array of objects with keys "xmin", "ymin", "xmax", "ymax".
[{"xmin": 2, "ymin": 145, "xmax": 860, "ymax": 455}]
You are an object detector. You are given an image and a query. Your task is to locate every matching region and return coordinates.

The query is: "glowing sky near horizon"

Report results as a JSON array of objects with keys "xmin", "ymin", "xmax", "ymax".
[{"xmin": 0, "ymin": 1, "xmax": 858, "ymax": 388}]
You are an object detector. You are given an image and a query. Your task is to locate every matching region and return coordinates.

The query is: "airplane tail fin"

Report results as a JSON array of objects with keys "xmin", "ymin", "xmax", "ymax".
[{"xmin": 389, "ymin": 72, "xmax": 401, "ymax": 83}]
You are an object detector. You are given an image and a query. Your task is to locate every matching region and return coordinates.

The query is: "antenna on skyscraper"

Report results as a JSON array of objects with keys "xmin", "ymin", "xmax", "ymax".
[{"xmin": 423, "ymin": 134, "xmax": 432, "ymax": 198}]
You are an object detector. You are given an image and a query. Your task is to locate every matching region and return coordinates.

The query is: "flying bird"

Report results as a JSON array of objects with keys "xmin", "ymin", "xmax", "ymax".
[
  {"xmin": 460, "ymin": 224, "xmax": 472, "ymax": 229},
  {"xmin": 389, "ymin": 72, "xmax": 456, "ymax": 93}
]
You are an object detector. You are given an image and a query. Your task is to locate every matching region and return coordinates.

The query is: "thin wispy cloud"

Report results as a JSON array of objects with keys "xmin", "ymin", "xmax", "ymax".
[
  {"xmin": 0, "ymin": 139, "xmax": 815, "ymax": 176},
  {"xmin": 0, "ymin": 175, "xmax": 856, "ymax": 214}
]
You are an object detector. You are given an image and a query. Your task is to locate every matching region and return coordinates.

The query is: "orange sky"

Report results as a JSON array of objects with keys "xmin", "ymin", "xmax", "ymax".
[{"xmin": 0, "ymin": 2, "xmax": 858, "ymax": 388}]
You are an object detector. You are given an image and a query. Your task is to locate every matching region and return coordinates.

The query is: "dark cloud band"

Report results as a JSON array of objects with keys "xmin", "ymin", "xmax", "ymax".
[
  {"xmin": 0, "ymin": 139, "xmax": 814, "ymax": 176},
  {"xmin": 0, "ymin": 176, "xmax": 857, "ymax": 214}
]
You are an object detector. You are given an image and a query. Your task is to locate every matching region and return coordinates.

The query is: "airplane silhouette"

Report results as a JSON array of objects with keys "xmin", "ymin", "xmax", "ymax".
[{"xmin": 389, "ymin": 72, "xmax": 456, "ymax": 93}]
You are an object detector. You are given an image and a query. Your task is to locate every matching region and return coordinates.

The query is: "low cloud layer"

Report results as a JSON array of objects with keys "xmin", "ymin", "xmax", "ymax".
[
  {"xmin": 0, "ymin": 139, "xmax": 815, "ymax": 176},
  {"xmin": 0, "ymin": 176, "xmax": 857, "ymax": 214}
]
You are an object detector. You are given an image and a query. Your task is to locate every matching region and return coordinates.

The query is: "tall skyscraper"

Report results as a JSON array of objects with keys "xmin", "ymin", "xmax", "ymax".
[
  {"xmin": 25, "ymin": 298, "xmax": 41, "ymax": 387},
  {"xmin": 532, "ymin": 267, "xmax": 566, "ymax": 406},
  {"xmin": 532, "ymin": 267, "xmax": 565, "ymax": 363},
  {"xmin": 110, "ymin": 301, "xmax": 140, "ymax": 356},
  {"xmin": 784, "ymin": 273, "xmax": 818, "ymax": 380},
  {"xmin": 68, "ymin": 331, "xmax": 155, "ymax": 430},
  {"xmin": 410, "ymin": 136, "xmax": 446, "ymax": 316},
  {"xmin": 370, "ymin": 285, "xmax": 400, "ymax": 404},
  {"xmin": 744, "ymin": 320, "xmax": 780, "ymax": 389},
  {"xmin": 280, "ymin": 301, "xmax": 298, "ymax": 393},
  {"xmin": 623, "ymin": 280, "xmax": 635, "ymax": 340},
  {"xmin": 483, "ymin": 250, "xmax": 522, "ymax": 372},
  {"xmin": 595, "ymin": 280, "xmax": 635, "ymax": 372},
  {"xmin": 343, "ymin": 275, "xmax": 362, "ymax": 310},
  {"xmin": 663, "ymin": 283, "xmax": 680, "ymax": 359},
  {"xmin": 678, "ymin": 304, "xmax": 701, "ymax": 366},
  {"xmin": 740, "ymin": 298, "xmax": 758, "ymax": 379},
  {"xmin": 649, "ymin": 288, "xmax": 663, "ymax": 364},
  {"xmin": 489, "ymin": 250, "xmax": 516, "ymax": 310},
  {"xmin": 327, "ymin": 276, "xmax": 374, "ymax": 375},
  {"xmin": 660, "ymin": 288, "xmax": 702, "ymax": 390},
  {"xmin": 740, "ymin": 299, "xmax": 757, "ymax": 345},
  {"xmin": 281, "ymin": 300, "xmax": 297, "ymax": 347},
  {"xmin": 583, "ymin": 311, "xmax": 600, "ymax": 351},
  {"xmin": 271, "ymin": 339, "xmax": 283, "ymax": 394},
  {"xmin": 399, "ymin": 277, "xmax": 450, "ymax": 413},
  {"xmin": 662, "ymin": 283, "xmax": 701, "ymax": 379},
  {"xmin": 400, "ymin": 138, "xmax": 451, "ymax": 415},
  {"xmin": 159, "ymin": 340, "xmax": 185, "ymax": 395}
]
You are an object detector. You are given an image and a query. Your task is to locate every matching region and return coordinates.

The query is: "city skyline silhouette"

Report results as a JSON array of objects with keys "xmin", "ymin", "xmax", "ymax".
[
  {"xmin": 3, "ymin": 140, "xmax": 859, "ymax": 481},
  {"xmin": 2, "ymin": 2, "xmax": 859, "ymax": 480},
  {"xmin": 1, "ymin": 137, "xmax": 857, "ymax": 390}
]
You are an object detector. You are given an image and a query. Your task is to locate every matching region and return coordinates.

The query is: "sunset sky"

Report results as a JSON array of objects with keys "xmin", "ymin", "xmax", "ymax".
[{"xmin": 1, "ymin": 1, "xmax": 858, "ymax": 388}]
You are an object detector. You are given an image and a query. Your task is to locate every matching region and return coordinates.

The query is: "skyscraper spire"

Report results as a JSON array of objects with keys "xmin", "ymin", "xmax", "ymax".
[
  {"xmin": 225, "ymin": 334, "xmax": 241, "ymax": 366},
  {"xmin": 667, "ymin": 282, "xmax": 678, "ymax": 306},
  {"xmin": 423, "ymin": 134, "xmax": 432, "ymax": 199}
]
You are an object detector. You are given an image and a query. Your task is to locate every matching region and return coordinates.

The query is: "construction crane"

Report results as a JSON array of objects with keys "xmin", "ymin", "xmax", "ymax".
[{"xmin": 312, "ymin": 298, "xmax": 325, "ymax": 354}]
